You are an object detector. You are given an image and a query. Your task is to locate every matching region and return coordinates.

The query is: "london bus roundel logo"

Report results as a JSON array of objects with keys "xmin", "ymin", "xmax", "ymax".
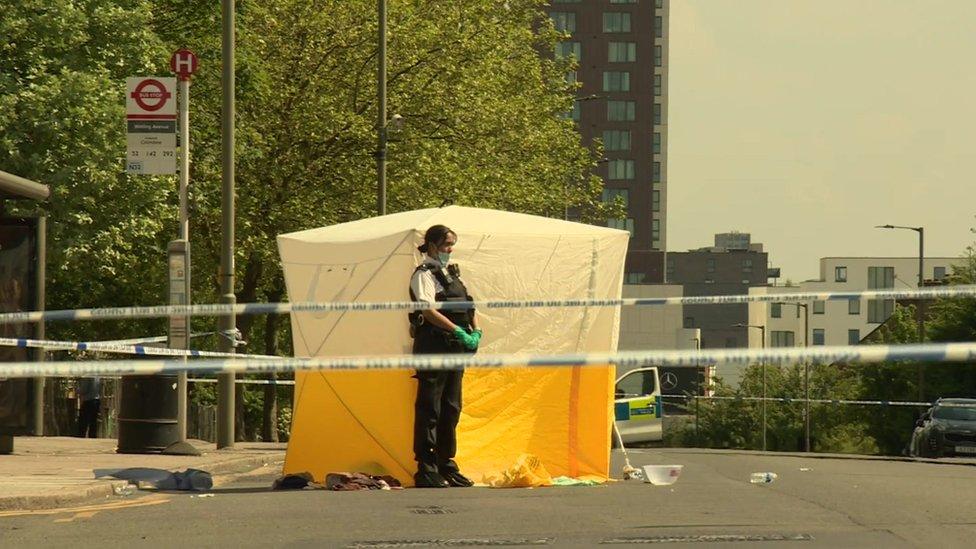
[{"xmin": 129, "ymin": 79, "xmax": 172, "ymax": 112}]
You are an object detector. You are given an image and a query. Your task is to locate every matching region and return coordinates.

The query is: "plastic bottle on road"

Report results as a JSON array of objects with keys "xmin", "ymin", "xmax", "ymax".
[{"xmin": 749, "ymin": 472, "xmax": 778, "ymax": 484}]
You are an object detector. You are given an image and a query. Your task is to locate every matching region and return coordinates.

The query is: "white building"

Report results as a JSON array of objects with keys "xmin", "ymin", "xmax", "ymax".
[
  {"xmin": 618, "ymin": 284, "xmax": 698, "ymax": 358},
  {"xmin": 749, "ymin": 257, "xmax": 961, "ymax": 349}
]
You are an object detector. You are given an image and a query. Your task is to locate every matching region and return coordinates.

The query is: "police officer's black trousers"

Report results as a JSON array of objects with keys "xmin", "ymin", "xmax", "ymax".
[{"xmin": 413, "ymin": 370, "xmax": 463, "ymax": 474}]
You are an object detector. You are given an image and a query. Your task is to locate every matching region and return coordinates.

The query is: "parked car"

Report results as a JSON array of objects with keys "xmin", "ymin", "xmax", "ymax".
[
  {"xmin": 614, "ymin": 367, "xmax": 662, "ymax": 444},
  {"xmin": 909, "ymin": 398, "xmax": 976, "ymax": 458}
]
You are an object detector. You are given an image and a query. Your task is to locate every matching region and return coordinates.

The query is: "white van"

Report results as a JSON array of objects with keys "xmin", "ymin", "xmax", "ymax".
[{"xmin": 614, "ymin": 367, "xmax": 663, "ymax": 444}]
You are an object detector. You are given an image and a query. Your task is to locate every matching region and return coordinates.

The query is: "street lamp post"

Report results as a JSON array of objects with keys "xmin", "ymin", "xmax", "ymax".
[
  {"xmin": 876, "ymin": 224, "xmax": 925, "ymax": 400},
  {"xmin": 775, "ymin": 301, "xmax": 810, "ymax": 451},
  {"xmin": 734, "ymin": 323, "xmax": 766, "ymax": 450},
  {"xmin": 691, "ymin": 336, "xmax": 701, "ymax": 445},
  {"xmin": 376, "ymin": 0, "xmax": 387, "ymax": 216}
]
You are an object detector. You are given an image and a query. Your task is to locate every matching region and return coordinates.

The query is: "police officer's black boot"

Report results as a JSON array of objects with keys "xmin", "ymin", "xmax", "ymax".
[
  {"xmin": 440, "ymin": 469, "xmax": 474, "ymax": 488},
  {"xmin": 414, "ymin": 469, "xmax": 449, "ymax": 488}
]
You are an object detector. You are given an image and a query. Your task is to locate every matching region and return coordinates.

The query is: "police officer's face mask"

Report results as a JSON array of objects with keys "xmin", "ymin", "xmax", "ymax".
[{"xmin": 438, "ymin": 252, "xmax": 451, "ymax": 265}]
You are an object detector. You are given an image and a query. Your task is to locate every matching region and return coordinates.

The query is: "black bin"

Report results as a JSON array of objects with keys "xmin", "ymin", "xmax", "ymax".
[{"xmin": 117, "ymin": 375, "xmax": 179, "ymax": 453}]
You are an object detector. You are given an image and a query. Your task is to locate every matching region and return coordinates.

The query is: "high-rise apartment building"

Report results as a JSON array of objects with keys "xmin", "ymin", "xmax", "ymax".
[{"xmin": 550, "ymin": 0, "xmax": 669, "ymax": 283}]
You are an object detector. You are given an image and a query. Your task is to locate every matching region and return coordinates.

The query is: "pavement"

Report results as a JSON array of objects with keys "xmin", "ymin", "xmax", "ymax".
[{"xmin": 0, "ymin": 436, "xmax": 286, "ymax": 511}]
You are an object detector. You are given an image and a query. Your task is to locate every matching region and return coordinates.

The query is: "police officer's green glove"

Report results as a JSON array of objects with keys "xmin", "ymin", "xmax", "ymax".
[
  {"xmin": 469, "ymin": 329, "xmax": 483, "ymax": 348},
  {"xmin": 453, "ymin": 326, "xmax": 476, "ymax": 350}
]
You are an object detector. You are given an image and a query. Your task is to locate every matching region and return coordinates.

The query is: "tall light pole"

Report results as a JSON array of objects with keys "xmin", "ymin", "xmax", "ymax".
[
  {"xmin": 376, "ymin": 0, "xmax": 387, "ymax": 216},
  {"xmin": 876, "ymin": 224, "xmax": 925, "ymax": 400},
  {"xmin": 691, "ymin": 336, "xmax": 701, "ymax": 445},
  {"xmin": 217, "ymin": 0, "xmax": 237, "ymax": 449},
  {"xmin": 734, "ymin": 323, "xmax": 766, "ymax": 450},
  {"xmin": 776, "ymin": 301, "xmax": 809, "ymax": 451}
]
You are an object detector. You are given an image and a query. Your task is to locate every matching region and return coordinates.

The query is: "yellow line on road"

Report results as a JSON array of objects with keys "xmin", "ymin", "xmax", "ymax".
[{"xmin": 0, "ymin": 494, "xmax": 171, "ymax": 518}]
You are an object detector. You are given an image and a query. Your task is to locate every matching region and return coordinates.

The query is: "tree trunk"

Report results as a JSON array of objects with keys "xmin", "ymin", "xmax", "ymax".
[
  {"xmin": 234, "ymin": 253, "xmax": 264, "ymax": 442},
  {"xmin": 261, "ymin": 280, "xmax": 284, "ymax": 443}
]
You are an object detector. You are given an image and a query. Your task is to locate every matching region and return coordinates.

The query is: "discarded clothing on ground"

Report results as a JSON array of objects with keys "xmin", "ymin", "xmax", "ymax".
[
  {"xmin": 482, "ymin": 454, "xmax": 552, "ymax": 488},
  {"xmin": 551, "ymin": 476, "xmax": 602, "ymax": 486},
  {"xmin": 272, "ymin": 471, "xmax": 321, "ymax": 490},
  {"xmin": 96, "ymin": 467, "xmax": 213, "ymax": 491},
  {"xmin": 325, "ymin": 472, "xmax": 402, "ymax": 491}
]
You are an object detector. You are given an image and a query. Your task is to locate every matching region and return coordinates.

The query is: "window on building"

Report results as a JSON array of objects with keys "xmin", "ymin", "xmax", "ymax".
[
  {"xmin": 706, "ymin": 258, "xmax": 715, "ymax": 273},
  {"xmin": 651, "ymin": 190, "xmax": 660, "ymax": 212},
  {"xmin": 867, "ymin": 299, "xmax": 894, "ymax": 323},
  {"xmin": 656, "ymin": 0, "xmax": 664, "ymax": 7},
  {"xmin": 683, "ymin": 316, "xmax": 695, "ymax": 328},
  {"xmin": 555, "ymin": 41, "xmax": 581, "ymax": 61},
  {"xmin": 813, "ymin": 300, "xmax": 825, "ymax": 314},
  {"xmin": 608, "ymin": 100, "xmax": 636, "ymax": 121},
  {"xmin": 835, "ymin": 265, "xmax": 847, "ymax": 282},
  {"xmin": 611, "ymin": 0, "xmax": 637, "ymax": 4},
  {"xmin": 564, "ymin": 71, "xmax": 577, "ymax": 84},
  {"xmin": 848, "ymin": 299, "xmax": 860, "ymax": 315},
  {"xmin": 868, "ymin": 266, "xmax": 894, "ymax": 289},
  {"xmin": 848, "ymin": 329, "xmax": 860, "ymax": 345},
  {"xmin": 550, "ymin": 12, "xmax": 577, "ymax": 33},
  {"xmin": 603, "ymin": 12, "xmax": 632, "ymax": 33},
  {"xmin": 625, "ymin": 272, "xmax": 645, "ymax": 284},
  {"xmin": 654, "ymin": 45, "xmax": 663, "ymax": 67},
  {"xmin": 602, "ymin": 188, "xmax": 629, "ymax": 207},
  {"xmin": 771, "ymin": 303, "xmax": 782, "ymax": 318},
  {"xmin": 666, "ymin": 258, "xmax": 675, "ymax": 278},
  {"xmin": 652, "ymin": 161, "xmax": 661, "ymax": 182},
  {"xmin": 742, "ymin": 259, "xmax": 753, "ymax": 273},
  {"xmin": 567, "ymin": 101, "xmax": 580, "ymax": 121},
  {"xmin": 608, "ymin": 41, "xmax": 636, "ymax": 62},
  {"xmin": 607, "ymin": 159, "xmax": 635, "ymax": 180},
  {"xmin": 653, "ymin": 74, "xmax": 662, "ymax": 96},
  {"xmin": 934, "ymin": 266, "xmax": 947, "ymax": 280},
  {"xmin": 653, "ymin": 103, "xmax": 662, "ymax": 125},
  {"xmin": 867, "ymin": 266, "xmax": 894, "ymax": 324},
  {"xmin": 603, "ymin": 130, "xmax": 631, "ymax": 151},
  {"xmin": 608, "ymin": 217, "xmax": 634, "ymax": 237},
  {"xmin": 654, "ymin": 15, "xmax": 663, "ymax": 36},
  {"xmin": 651, "ymin": 219, "xmax": 660, "ymax": 242},
  {"xmin": 653, "ymin": 132, "xmax": 661, "ymax": 154},
  {"xmin": 771, "ymin": 331, "xmax": 795, "ymax": 348},
  {"xmin": 603, "ymin": 71, "xmax": 631, "ymax": 92},
  {"xmin": 813, "ymin": 329, "xmax": 825, "ymax": 346}
]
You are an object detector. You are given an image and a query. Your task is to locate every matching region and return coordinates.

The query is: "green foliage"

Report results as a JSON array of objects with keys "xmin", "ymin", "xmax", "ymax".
[
  {"xmin": 669, "ymin": 363, "xmax": 876, "ymax": 454},
  {"xmin": 1, "ymin": 0, "xmax": 172, "ymax": 342}
]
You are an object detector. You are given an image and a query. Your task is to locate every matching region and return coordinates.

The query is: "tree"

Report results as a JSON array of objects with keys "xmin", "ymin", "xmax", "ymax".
[{"xmin": 0, "ymin": 0, "xmax": 173, "ymax": 343}]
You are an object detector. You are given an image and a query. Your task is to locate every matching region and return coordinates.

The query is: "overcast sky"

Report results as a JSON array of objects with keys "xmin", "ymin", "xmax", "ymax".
[{"xmin": 667, "ymin": 0, "xmax": 975, "ymax": 281}]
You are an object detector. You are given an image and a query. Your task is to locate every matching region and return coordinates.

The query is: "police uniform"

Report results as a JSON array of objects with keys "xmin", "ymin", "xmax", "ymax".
[{"xmin": 409, "ymin": 256, "xmax": 476, "ymax": 487}]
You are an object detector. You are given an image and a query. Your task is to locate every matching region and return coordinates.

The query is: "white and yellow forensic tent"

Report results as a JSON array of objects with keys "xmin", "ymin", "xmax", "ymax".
[{"xmin": 277, "ymin": 206, "xmax": 628, "ymax": 486}]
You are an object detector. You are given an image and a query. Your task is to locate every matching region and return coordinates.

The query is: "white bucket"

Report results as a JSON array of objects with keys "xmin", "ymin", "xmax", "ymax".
[{"xmin": 642, "ymin": 464, "xmax": 683, "ymax": 486}]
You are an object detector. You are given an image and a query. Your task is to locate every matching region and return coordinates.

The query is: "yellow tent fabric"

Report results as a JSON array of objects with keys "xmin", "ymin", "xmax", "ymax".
[{"xmin": 277, "ymin": 206, "xmax": 628, "ymax": 486}]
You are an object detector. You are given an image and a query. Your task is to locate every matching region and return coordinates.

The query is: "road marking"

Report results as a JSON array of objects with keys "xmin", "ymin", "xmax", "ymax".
[
  {"xmin": 0, "ymin": 495, "xmax": 170, "ymax": 518},
  {"xmin": 53, "ymin": 510, "xmax": 98, "ymax": 523}
]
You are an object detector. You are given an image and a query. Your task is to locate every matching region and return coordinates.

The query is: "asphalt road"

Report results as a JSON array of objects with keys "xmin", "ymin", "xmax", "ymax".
[{"xmin": 3, "ymin": 449, "xmax": 976, "ymax": 548}]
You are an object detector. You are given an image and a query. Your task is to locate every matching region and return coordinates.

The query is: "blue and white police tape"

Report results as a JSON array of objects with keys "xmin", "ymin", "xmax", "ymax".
[
  {"xmin": 0, "ymin": 342, "xmax": 974, "ymax": 379},
  {"xmin": 0, "ymin": 337, "xmax": 281, "ymax": 360},
  {"xmin": 0, "ymin": 285, "xmax": 973, "ymax": 325},
  {"xmin": 188, "ymin": 378, "xmax": 295, "ymax": 386},
  {"xmin": 660, "ymin": 395, "xmax": 974, "ymax": 408}
]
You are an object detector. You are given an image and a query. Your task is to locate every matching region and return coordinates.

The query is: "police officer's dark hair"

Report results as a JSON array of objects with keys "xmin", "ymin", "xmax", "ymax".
[{"xmin": 418, "ymin": 224, "xmax": 456, "ymax": 254}]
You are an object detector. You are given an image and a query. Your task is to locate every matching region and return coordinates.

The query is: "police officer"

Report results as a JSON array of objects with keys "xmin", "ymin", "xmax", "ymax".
[{"xmin": 409, "ymin": 225, "xmax": 481, "ymax": 488}]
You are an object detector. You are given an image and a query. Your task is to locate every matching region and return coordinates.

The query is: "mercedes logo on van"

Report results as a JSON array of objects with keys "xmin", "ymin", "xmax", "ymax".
[{"xmin": 661, "ymin": 371, "xmax": 679, "ymax": 391}]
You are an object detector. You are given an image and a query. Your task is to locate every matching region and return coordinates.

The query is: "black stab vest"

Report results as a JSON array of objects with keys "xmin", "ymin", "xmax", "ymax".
[{"xmin": 410, "ymin": 263, "xmax": 475, "ymax": 354}]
